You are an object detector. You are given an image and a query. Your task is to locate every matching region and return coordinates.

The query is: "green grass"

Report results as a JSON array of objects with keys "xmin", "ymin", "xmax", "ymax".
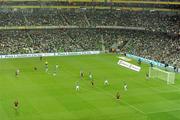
[{"xmin": 0, "ymin": 54, "xmax": 180, "ymax": 120}]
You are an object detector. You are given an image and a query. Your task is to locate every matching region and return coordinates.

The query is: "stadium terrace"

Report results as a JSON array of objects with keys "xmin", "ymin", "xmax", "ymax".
[{"xmin": 0, "ymin": 0, "xmax": 180, "ymax": 120}]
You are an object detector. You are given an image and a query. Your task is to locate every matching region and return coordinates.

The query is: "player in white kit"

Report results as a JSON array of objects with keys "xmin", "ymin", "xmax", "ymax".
[
  {"xmin": 124, "ymin": 83, "xmax": 128, "ymax": 91},
  {"xmin": 75, "ymin": 81, "xmax": 80, "ymax": 91},
  {"xmin": 104, "ymin": 80, "xmax": 109, "ymax": 86}
]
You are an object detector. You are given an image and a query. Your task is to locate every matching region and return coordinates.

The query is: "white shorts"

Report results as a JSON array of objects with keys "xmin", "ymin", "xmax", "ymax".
[{"xmin": 76, "ymin": 86, "xmax": 79, "ymax": 90}]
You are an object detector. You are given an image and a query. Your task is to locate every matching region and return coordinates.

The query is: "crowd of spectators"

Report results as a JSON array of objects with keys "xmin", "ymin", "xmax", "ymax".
[
  {"xmin": 0, "ymin": 9, "xmax": 179, "ymax": 34},
  {"xmin": 121, "ymin": 31, "xmax": 180, "ymax": 68},
  {"xmin": 0, "ymin": 29, "xmax": 179, "ymax": 67},
  {"xmin": 0, "ymin": 29, "xmax": 118, "ymax": 54},
  {"xmin": 0, "ymin": 8, "xmax": 179, "ymax": 67}
]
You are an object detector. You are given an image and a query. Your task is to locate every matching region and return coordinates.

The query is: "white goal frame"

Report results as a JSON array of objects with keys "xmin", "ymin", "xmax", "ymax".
[{"xmin": 149, "ymin": 67, "xmax": 175, "ymax": 84}]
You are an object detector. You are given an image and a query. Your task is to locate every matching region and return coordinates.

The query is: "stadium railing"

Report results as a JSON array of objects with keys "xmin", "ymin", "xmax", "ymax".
[
  {"xmin": 0, "ymin": 51, "xmax": 100, "ymax": 59},
  {"xmin": 126, "ymin": 53, "xmax": 180, "ymax": 73}
]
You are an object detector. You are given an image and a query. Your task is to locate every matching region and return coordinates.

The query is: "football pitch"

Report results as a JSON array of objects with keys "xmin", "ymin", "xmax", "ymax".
[{"xmin": 0, "ymin": 54, "xmax": 180, "ymax": 120}]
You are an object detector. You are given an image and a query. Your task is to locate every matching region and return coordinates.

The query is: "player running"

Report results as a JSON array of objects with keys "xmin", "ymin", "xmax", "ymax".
[
  {"xmin": 89, "ymin": 72, "xmax": 93, "ymax": 81},
  {"xmin": 15, "ymin": 69, "xmax": 20, "ymax": 77},
  {"xmin": 13, "ymin": 99, "xmax": 19, "ymax": 111},
  {"xmin": 75, "ymin": 81, "xmax": 80, "ymax": 91},
  {"xmin": 34, "ymin": 67, "xmax": 37, "ymax": 71},
  {"xmin": 45, "ymin": 61, "xmax": 48, "ymax": 72},
  {"xmin": 116, "ymin": 91, "xmax": 120, "ymax": 100},
  {"xmin": 124, "ymin": 83, "xmax": 128, "ymax": 91},
  {"xmin": 104, "ymin": 80, "xmax": 109, "ymax": 86},
  {"xmin": 91, "ymin": 80, "xmax": 94, "ymax": 87},
  {"xmin": 80, "ymin": 70, "xmax": 84, "ymax": 80}
]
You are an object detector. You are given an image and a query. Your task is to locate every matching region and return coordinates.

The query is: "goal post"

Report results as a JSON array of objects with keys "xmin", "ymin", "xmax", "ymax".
[{"xmin": 149, "ymin": 67, "xmax": 175, "ymax": 84}]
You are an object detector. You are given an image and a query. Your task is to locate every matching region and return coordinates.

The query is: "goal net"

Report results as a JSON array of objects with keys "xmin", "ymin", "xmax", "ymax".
[{"xmin": 149, "ymin": 67, "xmax": 175, "ymax": 84}]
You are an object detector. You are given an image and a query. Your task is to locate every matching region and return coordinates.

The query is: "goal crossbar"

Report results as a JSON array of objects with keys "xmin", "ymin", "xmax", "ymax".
[{"xmin": 149, "ymin": 67, "xmax": 175, "ymax": 84}]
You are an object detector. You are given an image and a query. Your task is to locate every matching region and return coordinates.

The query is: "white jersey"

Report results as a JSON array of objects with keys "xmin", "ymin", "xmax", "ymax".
[
  {"xmin": 89, "ymin": 74, "xmax": 92, "ymax": 79},
  {"xmin": 124, "ymin": 84, "xmax": 128, "ymax": 91},
  {"xmin": 76, "ymin": 85, "xmax": 80, "ymax": 91},
  {"xmin": 55, "ymin": 65, "xmax": 59, "ymax": 69},
  {"xmin": 16, "ymin": 69, "xmax": 20, "ymax": 74},
  {"xmin": 104, "ymin": 80, "xmax": 109, "ymax": 85}
]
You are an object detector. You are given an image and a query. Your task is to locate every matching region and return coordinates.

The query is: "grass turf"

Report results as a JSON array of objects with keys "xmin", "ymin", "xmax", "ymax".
[{"xmin": 0, "ymin": 54, "xmax": 180, "ymax": 120}]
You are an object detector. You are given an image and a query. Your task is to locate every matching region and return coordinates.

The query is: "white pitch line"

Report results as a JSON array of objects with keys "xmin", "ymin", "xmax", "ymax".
[
  {"xmin": 77, "ymin": 84, "xmax": 146, "ymax": 115},
  {"xmin": 169, "ymin": 84, "xmax": 180, "ymax": 90},
  {"xmin": 147, "ymin": 108, "xmax": 180, "ymax": 114},
  {"xmin": 94, "ymin": 87, "xmax": 146, "ymax": 115},
  {"xmin": 120, "ymin": 99, "xmax": 146, "ymax": 115},
  {"xmin": 69, "ymin": 70, "xmax": 146, "ymax": 115}
]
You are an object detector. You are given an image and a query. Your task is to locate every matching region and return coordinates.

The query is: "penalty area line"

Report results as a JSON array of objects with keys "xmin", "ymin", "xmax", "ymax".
[
  {"xmin": 74, "ymin": 80, "xmax": 146, "ymax": 115},
  {"xmin": 95, "ymin": 87, "xmax": 146, "ymax": 115}
]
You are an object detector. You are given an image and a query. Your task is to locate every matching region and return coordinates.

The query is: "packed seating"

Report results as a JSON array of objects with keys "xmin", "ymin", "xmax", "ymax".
[
  {"xmin": 0, "ymin": 29, "xmax": 122, "ymax": 53},
  {"xmin": 0, "ymin": 8, "xmax": 179, "ymax": 67},
  {"xmin": 0, "ymin": 9, "xmax": 179, "ymax": 34},
  {"xmin": 121, "ymin": 31, "xmax": 180, "ymax": 67}
]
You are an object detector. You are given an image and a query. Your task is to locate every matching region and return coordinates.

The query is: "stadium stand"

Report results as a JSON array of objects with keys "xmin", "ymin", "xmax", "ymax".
[
  {"xmin": 0, "ymin": 9, "xmax": 179, "ymax": 34},
  {"xmin": 0, "ymin": 8, "xmax": 179, "ymax": 67}
]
